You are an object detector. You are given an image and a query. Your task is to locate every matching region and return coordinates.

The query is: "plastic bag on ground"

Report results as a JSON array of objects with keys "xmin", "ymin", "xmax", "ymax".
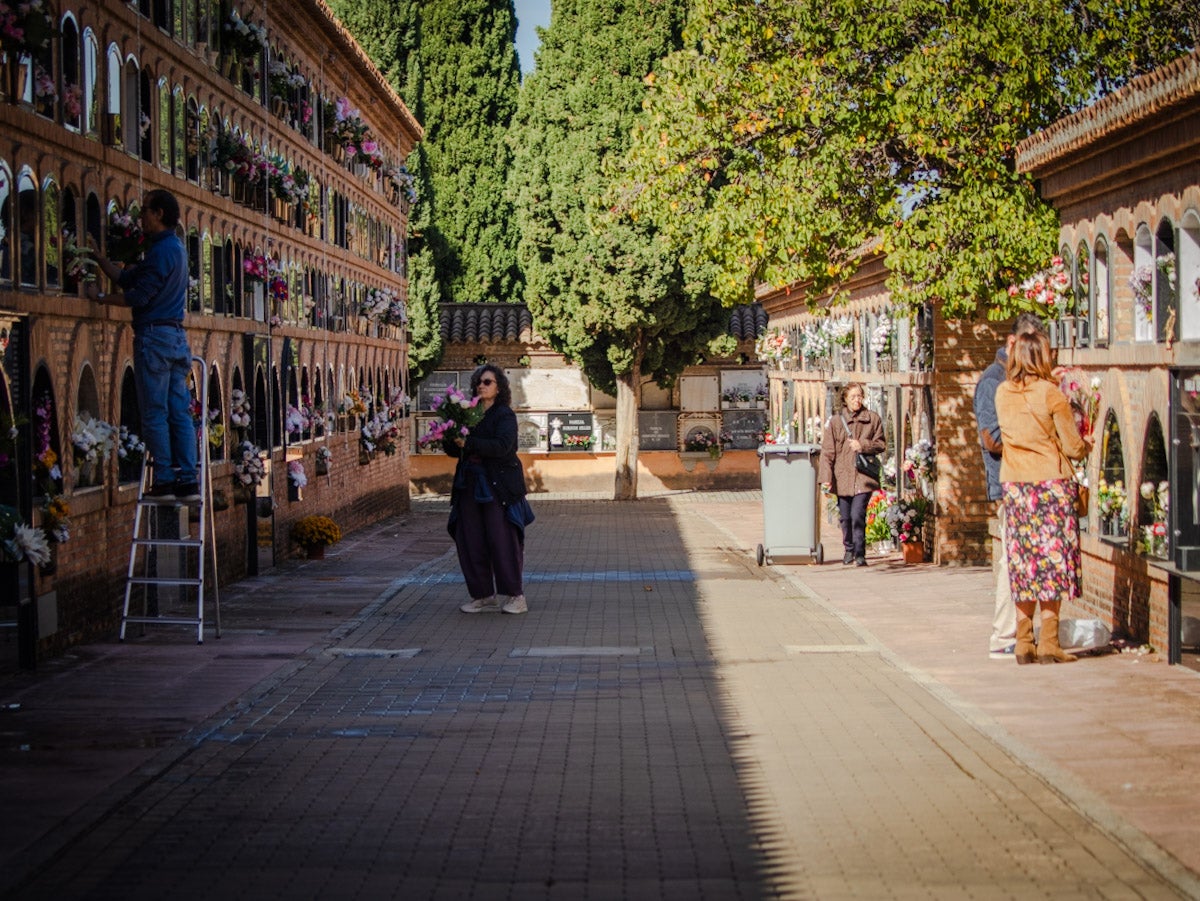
[{"xmin": 1059, "ymin": 618, "xmax": 1112, "ymax": 650}]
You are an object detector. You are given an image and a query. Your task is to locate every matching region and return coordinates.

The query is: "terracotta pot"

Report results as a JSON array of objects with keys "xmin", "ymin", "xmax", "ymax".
[
  {"xmin": 305, "ymin": 543, "xmax": 325, "ymax": 560},
  {"xmin": 902, "ymin": 542, "xmax": 924, "ymax": 564}
]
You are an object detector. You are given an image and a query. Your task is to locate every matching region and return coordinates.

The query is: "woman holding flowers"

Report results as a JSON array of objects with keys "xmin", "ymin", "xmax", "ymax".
[
  {"xmin": 445, "ymin": 365, "xmax": 533, "ymax": 615},
  {"xmin": 995, "ymin": 331, "xmax": 1093, "ymax": 664}
]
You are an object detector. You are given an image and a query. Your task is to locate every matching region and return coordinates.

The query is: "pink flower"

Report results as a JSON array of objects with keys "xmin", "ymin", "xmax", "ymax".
[{"xmin": 361, "ymin": 140, "xmax": 378, "ymax": 156}]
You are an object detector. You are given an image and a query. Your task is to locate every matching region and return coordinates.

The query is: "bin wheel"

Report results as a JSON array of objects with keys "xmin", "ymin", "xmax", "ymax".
[
  {"xmin": 815, "ymin": 543, "xmax": 824, "ymax": 565},
  {"xmin": 756, "ymin": 544, "xmax": 765, "ymax": 567}
]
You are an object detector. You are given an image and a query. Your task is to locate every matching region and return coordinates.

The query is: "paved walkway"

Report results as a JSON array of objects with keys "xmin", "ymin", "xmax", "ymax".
[{"xmin": 1, "ymin": 491, "xmax": 1198, "ymax": 899}]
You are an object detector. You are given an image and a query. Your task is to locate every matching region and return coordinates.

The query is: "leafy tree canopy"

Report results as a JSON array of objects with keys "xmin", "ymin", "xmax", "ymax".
[
  {"xmin": 510, "ymin": 0, "xmax": 733, "ymax": 397},
  {"xmin": 618, "ymin": 0, "xmax": 1197, "ymax": 319}
]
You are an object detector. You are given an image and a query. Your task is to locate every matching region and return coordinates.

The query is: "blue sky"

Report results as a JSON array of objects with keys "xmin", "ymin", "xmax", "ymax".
[{"xmin": 514, "ymin": 0, "xmax": 551, "ymax": 74}]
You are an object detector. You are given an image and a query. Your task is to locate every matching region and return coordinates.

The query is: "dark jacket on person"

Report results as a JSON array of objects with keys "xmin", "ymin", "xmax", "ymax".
[
  {"xmin": 444, "ymin": 402, "xmax": 527, "ymax": 507},
  {"xmin": 973, "ymin": 347, "xmax": 1007, "ymax": 502},
  {"xmin": 818, "ymin": 406, "xmax": 885, "ymax": 496}
]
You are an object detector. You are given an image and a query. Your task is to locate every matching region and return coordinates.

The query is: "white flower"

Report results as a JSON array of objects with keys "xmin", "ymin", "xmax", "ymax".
[
  {"xmin": 13, "ymin": 523, "xmax": 51, "ymax": 567},
  {"xmin": 1140, "ymin": 481, "xmax": 1155, "ymax": 500}
]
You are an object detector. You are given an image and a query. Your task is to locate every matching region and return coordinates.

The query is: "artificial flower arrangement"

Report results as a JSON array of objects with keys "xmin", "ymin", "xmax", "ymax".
[
  {"xmin": 802, "ymin": 322, "xmax": 831, "ymax": 363},
  {"xmin": 827, "ymin": 316, "xmax": 855, "ymax": 348},
  {"xmin": 117, "ymin": 425, "xmax": 146, "ymax": 464},
  {"xmin": 207, "ymin": 414, "xmax": 225, "ymax": 450},
  {"xmin": 870, "ymin": 312, "xmax": 894, "ymax": 357},
  {"xmin": 290, "ymin": 514, "xmax": 341, "ymax": 548},
  {"xmin": 1009, "ymin": 256, "xmax": 1072, "ymax": 317},
  {"xmin": 383, "ymin": 162, "xmax": 418, "ymax": 204},
  {"xmin": 1095, "ymin": 477, "xmax": 1128, "ymax": 534},
  {"xmin": 42, "ymin": 493, "xmax": 70, "ymax": 543},
  {"xmin": 1059, "ymin": 370, "xmax": 1102, "ymax": 440},
  {"xmin": 885, "ymin": 495, "xmax": 930, "ymax": 546},
  {"xmin": 232, "ymin": 440, "xmax": 266, "ymax": 487},
  {"xmin": 361, "ymin": 411, "xmax": 401, "ymax": 456},
  {"xmin": 229, "ymin": 388, "xmax": 251, "ymax": 429},
  {"xmin": 222, "ymin": 8, "xmax": 267, "ymax": 57},
  {"xmin": 287, "ymin": 459, "xmax": 307, "ymax": 488},
  {"xmin": 903, "ymin": 439, "xmax": 935, "ymax": 486},
  {"xmin": 285, "ymin": 403, "xmax": 311, "ymax": 436},
  {"xmin": 1136, "ymin": 480, "xmax": 1169, "ymax": 558},
  {"xmin": 267, "ymin": 60, "xmax": 306, "ymax": 104},
  {"xmin": 684, "ymin": 428, "xmax": 720, "ymax": 456},
  {"xmin": 62, "ymin": 230, "xmax": 97, "ymax": 284},
  {"xmin": 32, "ymin": 393, "xmax": 60, "ymax": 483},
  {"xmin": 755, "ymin": 328, "xmax": 791, "ymax": 366},
  {"xmin": 360, "ymin": 287, "xmax": 394, "ymax": 321},
  {"xmin": 0, "ymin": 504, "xmax": 52, "ymax": 568},
  {"xmin": 107, "ymin": 205, "xmax": 144, "ymax": 264},
  {"xmin": 62, "ymin": 82, "xmax": 82, "ymax": 121},
  {"xmin": 341, "ymin": 389, "xmax": 368, "ymax": 419},
  {"xmin": 865, "ymin": 490, "xmax": 895, "ymax": 545},
  {"xmin": 0, "ymin": 0, "xmax": 55, "ymax": 56},
  {"xmin": 417, "ymin": 386, "xmax": 484, "ymax": 448},
  {"xmin": 562, "ymin": 433, "xmax": 593, "ymax": 450},
  {"xmin": 71, "ymin": 412, "xmax": 115, "ymax": 466},
  {"xmin": 316, "ymin": 446, "xmax": 332, "ymax": 473}
]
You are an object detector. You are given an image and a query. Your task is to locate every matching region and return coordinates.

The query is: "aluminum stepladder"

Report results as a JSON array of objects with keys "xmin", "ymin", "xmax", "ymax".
[{"xmin": 120, "ymin": 355, "xmax": 221, "ymax": 644}]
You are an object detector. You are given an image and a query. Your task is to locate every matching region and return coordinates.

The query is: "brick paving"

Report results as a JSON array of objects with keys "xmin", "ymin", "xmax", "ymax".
[{"xmin": 0, "ymin": 490, "xmax": 1198, "ymax": 899}]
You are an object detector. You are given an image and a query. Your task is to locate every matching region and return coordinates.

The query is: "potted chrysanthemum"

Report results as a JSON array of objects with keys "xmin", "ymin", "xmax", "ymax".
[{"xmin": 291, "ymin": 515, "xmax": 342, "ymax": 559}]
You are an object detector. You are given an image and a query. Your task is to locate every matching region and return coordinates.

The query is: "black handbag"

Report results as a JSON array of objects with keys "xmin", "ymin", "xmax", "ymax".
[
  {"xmin": 855, "ymin": 452, "xmax": 881, "ymax": 481},
  {"xmin": 842, "ymin": 413, "xmax": 881, "ymax": 481}
]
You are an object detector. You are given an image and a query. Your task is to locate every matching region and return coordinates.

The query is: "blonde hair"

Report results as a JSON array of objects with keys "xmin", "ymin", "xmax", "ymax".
[{"xmin": 1005, "ymin": 330, "xmax": 1053, "ymax": 385}]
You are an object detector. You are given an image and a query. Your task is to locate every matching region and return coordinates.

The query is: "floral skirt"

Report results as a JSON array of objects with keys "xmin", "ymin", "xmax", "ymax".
[{"xmin": 1002, "ymin": 479, "xmax": 1080, "ymax": 605}]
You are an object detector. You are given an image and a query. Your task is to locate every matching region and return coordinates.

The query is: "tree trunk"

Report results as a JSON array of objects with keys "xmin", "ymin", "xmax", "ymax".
[{"xmin": 613, "ymin": 360, "xmax": 642, "ymax": 500}]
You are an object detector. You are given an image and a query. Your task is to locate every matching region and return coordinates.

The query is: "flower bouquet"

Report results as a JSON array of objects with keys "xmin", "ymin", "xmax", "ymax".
[
  {"xmin": 1136, "ymin": 481, "xmax": 1169, "ymax": 558},
  {"xmin": 232, "ymin": 440, "xmax": 266, "ymax": 488},
  {"xmin": 42, "ymin": 494, "xmax": 70, "ymax": 543},
  {"xmin": 684, "ymin": 428, "xmax": 720, "ymax": 457},
  {"xmin": 903, "ymin": 439, "xmax": 935, "ymax": 486},
  {"xmin": 62, "ymin": 230, "xmax": 97, "ymax": 284},
  {"xmin": 1059, "ymin": 370, "xmax": 1102, "ymax": 441},
  {"xmin": 107, "ymin": 206, "xmax": 144, "ymax": 264},
  {"xmin": 72, "ymin": 412, "xmax": 116, "ymax": 473},
  {"xmin": 885, "ymin": 495, "xmax": 930, "ymax": 546},
  {"xmin": 0, "ymin": 504, "xmax": 52, "ymax": 568},
  {"xmin": 865, "ymin": 490, "xmax": 895, "ymax": 547},
  {"xmin": 870, "ymin": 313, "xmax": 894, "ymax": 358},
  {"xmin": 417, "ymin": 386, "xmax": 484, "ymax": 448},
  {"xmin": 291, "ymin": 514, "xmax": 342, "ymax": 548},
  {"xmin": 1095, "ymin": 477, "xmax": 1128, "ymax": 535},
  {"xmin": 0, "ymin": 0, "xmax": 54, "ymax": 55},
  {"xmin": 287, "ymin": 459, "xmax": 307, "ymax": 489},
  {"xmin": 316, "ymin": 446, "xmax": 332, "ymax": 475},
  {"xmin": 361, "ymin": 411, "xmax": 400, "ymax": 456},
  {"xmin": 563, "ymin": 433, "xmax": 593, "ymax": 450},
  {"xmin": 229, "ymin": 388, "xmax": 251, "ymax": 429},
  {"xmin": 117, "ymin": 425, "xmax": 146, "ymax": 463},
  {"xmin": 1009, "ymin": 256, "xmax": 1072, "ymax": 316},
  {"xmin": 755, "ymin": 328, "xmax": 792, "ymax": 367}
]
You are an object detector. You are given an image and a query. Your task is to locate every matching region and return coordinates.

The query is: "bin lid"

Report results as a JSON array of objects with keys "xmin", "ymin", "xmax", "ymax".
[{"xmin": 757, "ymin": 443, "xmax": 821, "ymax": 458}]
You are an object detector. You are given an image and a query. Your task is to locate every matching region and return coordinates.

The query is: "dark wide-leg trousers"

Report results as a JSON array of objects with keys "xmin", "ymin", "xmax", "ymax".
[
  {"xmin": 837, "ymin": 491, "xmax": 871, "ymax": 559},
  {"xmin": 454, "ymin": 495, "xmax": 524, "ymax": 600}
]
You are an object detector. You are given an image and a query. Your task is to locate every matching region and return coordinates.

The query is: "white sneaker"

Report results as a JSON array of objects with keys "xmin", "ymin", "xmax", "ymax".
[
  {"xmin": 460, "ymin": 596, "xmax": 500, "ymax": 614},
  {"xmin": 501, "ymin": 595, "xmax": 527, "ymax": 615}
]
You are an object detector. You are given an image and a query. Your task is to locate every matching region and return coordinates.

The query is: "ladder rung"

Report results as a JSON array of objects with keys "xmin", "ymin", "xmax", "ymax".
[
  {"xmin": 123, "ymin": 616, "xmax": 203, "ymax": 626},
  {"xmin": 128, "ymin": 576, "xmax": 204, "ymax": 587},
  {"xmin": 132, "ymin": 538, "xmax": 204, "ymax": 548},
  {"xmin": 139, "ymin": 496, "xmax": 203, "ymax": 506}
]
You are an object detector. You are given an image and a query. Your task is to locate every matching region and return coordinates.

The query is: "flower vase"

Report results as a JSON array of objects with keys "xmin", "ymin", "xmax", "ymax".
[
  {"xmin": 902, "ymin": 542, "xmax": 924, "ymax": 564},
  {"xmin": 315, "ymin": 459, "xmax": 329, "ymax": 477},
  {"xmin": 305, "ymin": 543, "xmax": 325, "ymax": 560}
]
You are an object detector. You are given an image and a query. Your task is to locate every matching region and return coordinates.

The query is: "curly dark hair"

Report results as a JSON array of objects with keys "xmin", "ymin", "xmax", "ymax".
[{"xmin": 470, "ymin": 363, "xmax": 511, "ymax": 407}]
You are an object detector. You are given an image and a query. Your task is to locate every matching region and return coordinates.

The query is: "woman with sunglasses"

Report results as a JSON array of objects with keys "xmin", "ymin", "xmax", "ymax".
[{"xmin": 446, "ymin": 364, "xmax": 534, "ymax": 614}]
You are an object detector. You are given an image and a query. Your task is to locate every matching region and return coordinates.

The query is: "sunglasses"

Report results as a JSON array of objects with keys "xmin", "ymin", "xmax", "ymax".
[{"xmin": 478, "ymin": 378, "xmax": 496, "ymax": 386}]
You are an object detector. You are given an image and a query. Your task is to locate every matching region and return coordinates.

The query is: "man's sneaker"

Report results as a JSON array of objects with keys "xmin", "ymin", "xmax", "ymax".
[
  {"xmin": 460, "ymin": 596, "xmax": 500, "ymax": 614},
  {"xmin": 501, "ymin": 595, "xmax": 527, "ymax": 615},
  {"xmin": 989, "ymin": 645, "xmax": 1016, "ymax": 660},
  {"xmin": 174, "ymin": 482, "xmax": 201, "ymax": 502}
]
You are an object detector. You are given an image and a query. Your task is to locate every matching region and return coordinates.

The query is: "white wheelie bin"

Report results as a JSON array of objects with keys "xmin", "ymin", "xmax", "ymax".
[{"xmin": 756, "ymin": 443, "xmax": 824, "ymax": 565}]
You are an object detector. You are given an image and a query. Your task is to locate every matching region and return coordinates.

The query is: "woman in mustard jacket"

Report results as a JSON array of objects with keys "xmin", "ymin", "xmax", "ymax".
[{"xmin": 995, "ymin": 331, "xmax": 1092, "ymax": 664}]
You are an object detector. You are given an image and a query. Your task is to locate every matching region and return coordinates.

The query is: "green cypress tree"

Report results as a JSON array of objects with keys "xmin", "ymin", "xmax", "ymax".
[
  {"xmin": 330, "ymin": 0, "xmax": 522, "ymax": 383},
  {"xmin": 510, "ymin": 0, "xmax": 733, "ymax": 500}
]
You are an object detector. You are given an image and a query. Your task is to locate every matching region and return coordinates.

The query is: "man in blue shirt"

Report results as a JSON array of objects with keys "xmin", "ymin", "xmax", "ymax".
[{"xmin": 91, "ymin": 190, "xmax": 199, "ymax": 500}]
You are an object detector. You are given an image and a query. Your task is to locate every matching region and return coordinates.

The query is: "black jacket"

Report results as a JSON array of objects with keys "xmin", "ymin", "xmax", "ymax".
[{"xmin": 444, "ymin": 402, "xmax": 527, "ymax": 506}]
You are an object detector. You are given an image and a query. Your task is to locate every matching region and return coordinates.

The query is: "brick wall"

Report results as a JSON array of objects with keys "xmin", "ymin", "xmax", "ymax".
[{"xmin": 931, "ymin": 311, "xmax": 1007, "ymax": 565}]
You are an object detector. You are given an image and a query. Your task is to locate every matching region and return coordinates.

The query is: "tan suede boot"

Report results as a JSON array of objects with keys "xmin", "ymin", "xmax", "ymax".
[
  {"xmin": 1015, "ymin": 615, "xmax": 1037, "ymax": 665},
  {"xmin": 1037, "ymin": 608, "xmax": 1077, "ymax": 664}
]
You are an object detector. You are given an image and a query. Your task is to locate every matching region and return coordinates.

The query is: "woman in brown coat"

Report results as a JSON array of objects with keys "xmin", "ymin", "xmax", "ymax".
[
  {"xmin": 819, "ymin": 383, "xmax": 886, "ymax": 566},
  {"xmin": 995, "ymin": 331, "xmax": 1092, "ymax": 663}
]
